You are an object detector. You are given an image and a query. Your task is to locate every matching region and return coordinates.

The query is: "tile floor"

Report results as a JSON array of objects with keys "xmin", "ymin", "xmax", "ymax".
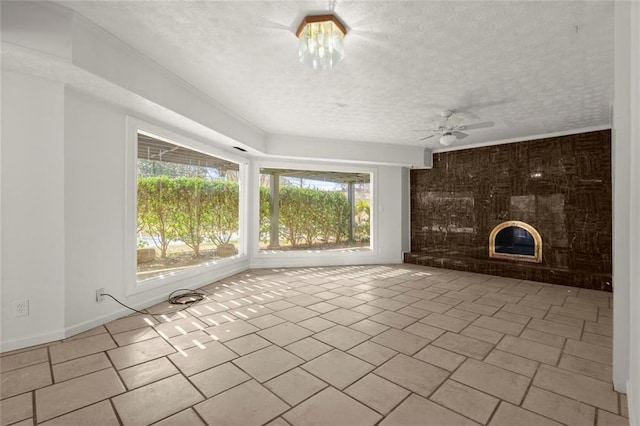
[{"xmin": 0, "ymin": 264, "xmax": 629, "ymax": 426}]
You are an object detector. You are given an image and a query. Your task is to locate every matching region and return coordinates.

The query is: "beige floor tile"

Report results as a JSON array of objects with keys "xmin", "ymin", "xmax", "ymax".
[
  {"xmin": 39, "ymin": 400, "xmax": 119, "ymax": 426},
  {"xmin": 224, "ymin": 333, "xmax": 271, "ymax": 356},
  {"xmin": 496, "ymin": 335, "xmax": 561, "ymax": 365},
  {"xmin": 314, "ymin": 325, "xmax": 370, "ymax": 351},
  {"xmin": 205, "ymin": 320, "xmax": 259, "ymax": 342},
  {"xmin": 257, "ymin": 322, "xmax": 312, "ymax": 346},
  {"xmin": 63, "ymin": 326, "xmax": 109, "ymax": 342},
  {"xmin": 493, "ymin": 310, "xmax": 531, "ymax": 325},
  {"xmin": 306, "ymin": 301, "xmax": 340, "ymax": 314},
  {"xmin": 371, "ymin": 328, "xmax": 429, "ymax": 355},
  {"xmin": 501, "ymin": 303, "xmax": 547, "ymax": 319},
  {"xmin": 457, "ymin": 301, "xmax": 500, "ymax": 316},
  {"xmin": 403, "ymin": 322, "xmax": 446, "ymax": 340},
  {"xmin": 153, "ymin": 317, "xmax": 208, "ymax": 338},
  {"xmin": 597, "ymin": 409, "xmax": 629, "ymax": 426},
  {"xmin": 199, "ymin": 312, "xmax": 238, "ymax": 327},
  {"xmin": 35, "ymin": 368, "xmax": 125, "ymax": 422},
  {"xmin": 320, "ymin": 308, "xmax": 367, "ymax": 326},
  {"xmin": 620, "ymin": 394, "xmax": 629, "ymax": 418},
  {"xmin": 350, "ymin": 319, "xmax": 390, "ymax": 336},
  {"xmin": 585, "ymin": 321, "xmax": 613, "ymax": 337},
  {"xmin": 520, "ymin": 328, "xmax": 566, "ymax": 348},
  {"xmin": 190, "ymin": 362, "xmax": 250, "ymax": 397},
  {"xmin": 369, "ymin": 311, "xmax": 416, "ymax": 328},
  {"xmin": 272, "ymin": 305, "xmax": 318, "ymax": 322},
  {"xmin": 105, "ymin": 314, "xmax": 158, "ymax": 335},
  {"xmin": 52, "ymin": 352, "xmax": 111, "ymax": 383},
  {"xmin": 381, "ymin": 394, "xmax": 479, "ymax": 426},
  {"xmin": 460, "ymin": 325, "xmax": 503, "ymax": 344},
  {"xmin": 195, "ymin": 380, "xmax": 288, "ymax": 426},
  {"xmin": 49, "ymin": 333, "xmax": 116, "ymax": 364},
  {"xmin": 113, "ymin": 374, "xmax": 203, "ymax": 426},
  {"xmin": 168, "ymin": 340, "xmax": 237, "ymax": 376},
  {"xmin": 347, "ymin": 341, "xmax": 398, "ymax": 366},
  {"xmin": 545, "ymin": 313, "xmax": 585, "ymax": 328},
  {"xmin": 166, "ymin": 330, "xmax": 214, "ymax": 351},
  {"xmin": 395, "ymin": 305, "xmax": 430, "ymax": 319},
  {"xmin": 431, "ymin": 379, "xmax": 499, "ymax": 424},
  {"xmin": 263, "ymin": 300, "xmax": 296, "ymax": 311},
  {"xmin": 319, "ymin": 295, "xmax": 359, "ymax": 308},
  {"xmin": 582, "ymin": 332, "xmax": 613, "ymax": 348},
  {"xmin": 550, "ymin": 305, "xmax": 598, "ymax": 321},
  {"xmin": 345, "ymin": 373, "xmax": 410, "ymax": 415},
  {"xmin": 527, "ymin": 318, "xmax": 582, "ymax": 339},
  {"xmin": 297, "ymin": 316, "xmax": 335, "ymax": 332},
  {"xmin": 491, "ymin": 403, "xmax": 562, "ymax": 426},
  {"xmin": 265, "ymin": 367, "xmax": 327, "ymax": 405},
  {"xmin": 444, "ymin": 308, "xmax": 481, "ymax": 322},
  {"xmin": 233, "ymin": 345, "xmax": 303, "ymax": 382},
  {"xmin": 351, "ymin": 304, "xmax": 385, "ymax": 316},
  {"xmin": 108, "ymin": 337, "xmax": 175, "ymax": 370},
  {"xmin": 420, "ymin": 313, "xmax": 470, "ymax": 332},
  {"xmin": 119, "ymin": 357, "xmax": 179, "ymax": 390},
  {"xmin": 484, "ymin": 349, "xmax": 538, "ymax": 377},
  {"xmin": 414, "ymin": 345, "xmax": 466, "ymax": 371},
  {"xmin": 0, "ymin": 348, "xmax": 48, "ymax": 373},
  {"xmin": 432, "ymin": 332, "xmax": 494, "ymax": 360},
  {"xmin": 523, "ymin": 294, "xmax": 566, "ymax": 307},
  {"xmin": 284, "ymin": 387, "xmax": 382, "ymax": 426},
  {"xmin": 0, "ymin": 393, "xmax": 32, "ymax": 425},
  {"xmin": 112, "ymin": 327, "xmax": 160, "ymax": 346},
  {"xmin": 1, "ymin": 362, "xmax": 52, "ymax": 399},
  {"xmin": 564, "ymin": 339, "xmax": 612, "ymax": 364},
  {"xmin": 367, "ymin": 298, "xmax": 407, "ymax": 311},
  {"xmin": 153, "ymin": 409, "xmax": 205, "ymax": 426},
  {"xmin": 523, "ymin": 386, "xmax": 596, "ymax": 426},
  {"xmin": 410, "ymin": 299, "xmax": 455, "ymax": 313},
  {"xmin": 374, "ymin": 354, "xmax": 448, "ymax": 397},
  {"xmin": 451, "ymin": 358, "xmax": 530, "ymax": 405},
  {"xmin": 302, "ymin": 349, "xmax": 374, "ymax": 389},
  {"xmin": 532, "ymin": 365, "xmax": 618, "ymax": 412},
  {"xmin": 472, "ymin": 315, "xmax": 525, "ymax": 336},
  {"xmin": 247, "ymin": 314, "xmax": 286, "ymax": 329},
  {"xmin": 284, "ymin": 337, "xmax": 332, "ymax": 361},
  {"xmin": 558, "ymin": 354, "xmax": 613, "ymax": 382}
]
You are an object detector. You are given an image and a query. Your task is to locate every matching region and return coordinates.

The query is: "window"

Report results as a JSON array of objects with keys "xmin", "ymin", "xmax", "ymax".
[
  {"xmin": 136, "ymin": 132, "xmax": 241, "ymax": 281},
  {"xmin": 258, "ymin": 168, "xmax": 371, "ymax": 252}
]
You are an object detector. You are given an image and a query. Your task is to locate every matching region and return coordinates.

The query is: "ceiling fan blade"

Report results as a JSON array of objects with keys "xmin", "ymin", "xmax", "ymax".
[
  {"xmin": 459, "ymin": 121, "xmax": 495, "ymax": 131},
  {"xmin": 453, "ymin": 131, "xmax": 469, "ymax": 140},
  {"xmin": 418, "ymin": 134, "xmax": 435, "ymax": 141}
]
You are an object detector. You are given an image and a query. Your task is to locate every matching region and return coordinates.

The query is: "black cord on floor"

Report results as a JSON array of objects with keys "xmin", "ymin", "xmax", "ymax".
[{"xmin": 99, "ymin": 288, "xmax": 208, "ymax": 320}]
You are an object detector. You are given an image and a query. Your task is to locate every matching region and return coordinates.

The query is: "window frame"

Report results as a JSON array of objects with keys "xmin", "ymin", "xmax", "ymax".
[
  {"xmin": 125, "ymin": 117, "xmax": 249, "ymax": 296},
  {"xmin": 251, "ymin": 159, "xmax": 378, "ymax": 261}
]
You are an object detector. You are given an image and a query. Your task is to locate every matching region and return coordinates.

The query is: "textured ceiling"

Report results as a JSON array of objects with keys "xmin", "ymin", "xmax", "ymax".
[{"xmin": 57, "ymin": 1, "xmax": 614, "ymax": 150}]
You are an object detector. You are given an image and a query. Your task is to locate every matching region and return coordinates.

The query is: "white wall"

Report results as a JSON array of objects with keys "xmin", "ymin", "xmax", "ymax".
[{"xmin": 1, "ymin": 71, "xmax": 66, "ymax": 348}]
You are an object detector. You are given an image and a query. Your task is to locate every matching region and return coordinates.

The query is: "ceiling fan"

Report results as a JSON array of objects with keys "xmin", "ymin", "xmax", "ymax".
[{"xmin": 416, "ymin": 110, "xmax": 495, "ymax": 146}]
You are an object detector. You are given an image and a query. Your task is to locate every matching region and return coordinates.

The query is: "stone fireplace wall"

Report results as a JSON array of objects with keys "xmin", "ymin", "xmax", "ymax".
[{"xmin": 406, "ymin": 130, "xmax": 612, "ymax": 290}]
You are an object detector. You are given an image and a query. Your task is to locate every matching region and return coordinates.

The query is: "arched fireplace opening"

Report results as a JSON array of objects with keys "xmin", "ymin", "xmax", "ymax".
[{"xmin": 489, "ymin": 221, "xmax": 542, "ymax": 263}]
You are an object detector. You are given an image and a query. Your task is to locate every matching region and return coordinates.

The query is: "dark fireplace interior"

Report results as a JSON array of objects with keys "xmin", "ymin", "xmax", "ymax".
[{"xmin": 495, "ymin": 226, "xmax": 535, "ymax": 256}]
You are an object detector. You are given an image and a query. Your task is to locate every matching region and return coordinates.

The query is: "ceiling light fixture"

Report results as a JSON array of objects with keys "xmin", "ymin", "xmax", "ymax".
[
  {"xmin": 296, "ymin": 14, "xmax": 347, "ymax": 71},
  {"xmin": 439, "ymin": 133, "xmax": 457, "ymax": 146}
]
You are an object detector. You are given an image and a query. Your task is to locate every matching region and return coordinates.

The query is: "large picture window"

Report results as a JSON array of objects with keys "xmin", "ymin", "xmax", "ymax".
[
  {"xmin": 259, "ymin": 168, "xmax": 371, "ymax": 252},
  {"xmin": 136, "ymin": 133, "xmax": 240, "ymax": 281}
]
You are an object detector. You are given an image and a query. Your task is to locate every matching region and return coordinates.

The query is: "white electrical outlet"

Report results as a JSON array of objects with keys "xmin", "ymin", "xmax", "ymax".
[
  {"xmin": 13, "ymin": 299, "xmax": 29, "ymax": 317},
  {"xmin": 96, "ymin": 288, "xmax": 105, "ymax": 303}
]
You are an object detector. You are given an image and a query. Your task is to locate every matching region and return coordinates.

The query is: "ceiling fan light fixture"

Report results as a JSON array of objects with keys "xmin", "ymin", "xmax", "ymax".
[
  {"xmin": 439, "ymin": 133, "xmax": 457, "ymax": 146},
  {"xmin": 296, "ymin": 14, "xmax": 347, "ymax": 71}
]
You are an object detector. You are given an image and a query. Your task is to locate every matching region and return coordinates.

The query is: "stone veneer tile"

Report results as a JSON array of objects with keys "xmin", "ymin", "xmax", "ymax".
[
  {"xmin": 522, "ymin": 386, "xmax": 595, "ymax": 426},
  {"xmin": 36, "ymin": 369, "xmax": 125, "ymax": 422},
  {"xmin": 451, "ymin": 359, "xmax": 530, "ymax": 405},
  {"xmin": 532, "ymin": 365, "xmax": 618, "ymax": 412}
]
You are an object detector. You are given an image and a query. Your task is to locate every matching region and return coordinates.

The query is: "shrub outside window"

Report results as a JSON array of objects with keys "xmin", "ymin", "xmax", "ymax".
[
  {"xmin": 259, "ymin": 168, "xmax": 371, "ymax": 252},
  {"xmin": 136, "ymin": 133, "xmax": 240, "ymax": 281}
]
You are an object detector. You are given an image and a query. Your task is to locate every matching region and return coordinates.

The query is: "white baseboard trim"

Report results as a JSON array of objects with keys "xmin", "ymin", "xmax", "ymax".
[
  {"xmin": 628, "ymin": 379, "xmax": 638, "ymax": 426},
  {"xmin": 1, "ymin": 328, "xmax": 66, "ymax": 353}
]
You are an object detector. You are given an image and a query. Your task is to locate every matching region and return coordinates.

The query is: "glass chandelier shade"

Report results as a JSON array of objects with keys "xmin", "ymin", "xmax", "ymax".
[
  {"xmin": 296, "ymin": 15, "xmax": 347, "ymax": 71},
  {"xmin": 439, "ymin": 133, "xmax": 457, "ymax": 146}
]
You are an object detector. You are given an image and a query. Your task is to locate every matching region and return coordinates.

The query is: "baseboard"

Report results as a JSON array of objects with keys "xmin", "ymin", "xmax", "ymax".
[
  {"xmin": 250, "ymin": 255, "xmax": 402, "ymax": 269},
  {"xmin": 1, "ymin": 328, "xmax": 66, "ymax": 353},
  {"xmin": 629, "ymin": 380, "xmax": 638, "ymax": 426}
]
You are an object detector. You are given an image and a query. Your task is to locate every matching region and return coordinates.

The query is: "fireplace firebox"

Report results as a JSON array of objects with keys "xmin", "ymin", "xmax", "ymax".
[{"xmin": 489, "ymin": 221, "xmax": 542, "ymax": 263}]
